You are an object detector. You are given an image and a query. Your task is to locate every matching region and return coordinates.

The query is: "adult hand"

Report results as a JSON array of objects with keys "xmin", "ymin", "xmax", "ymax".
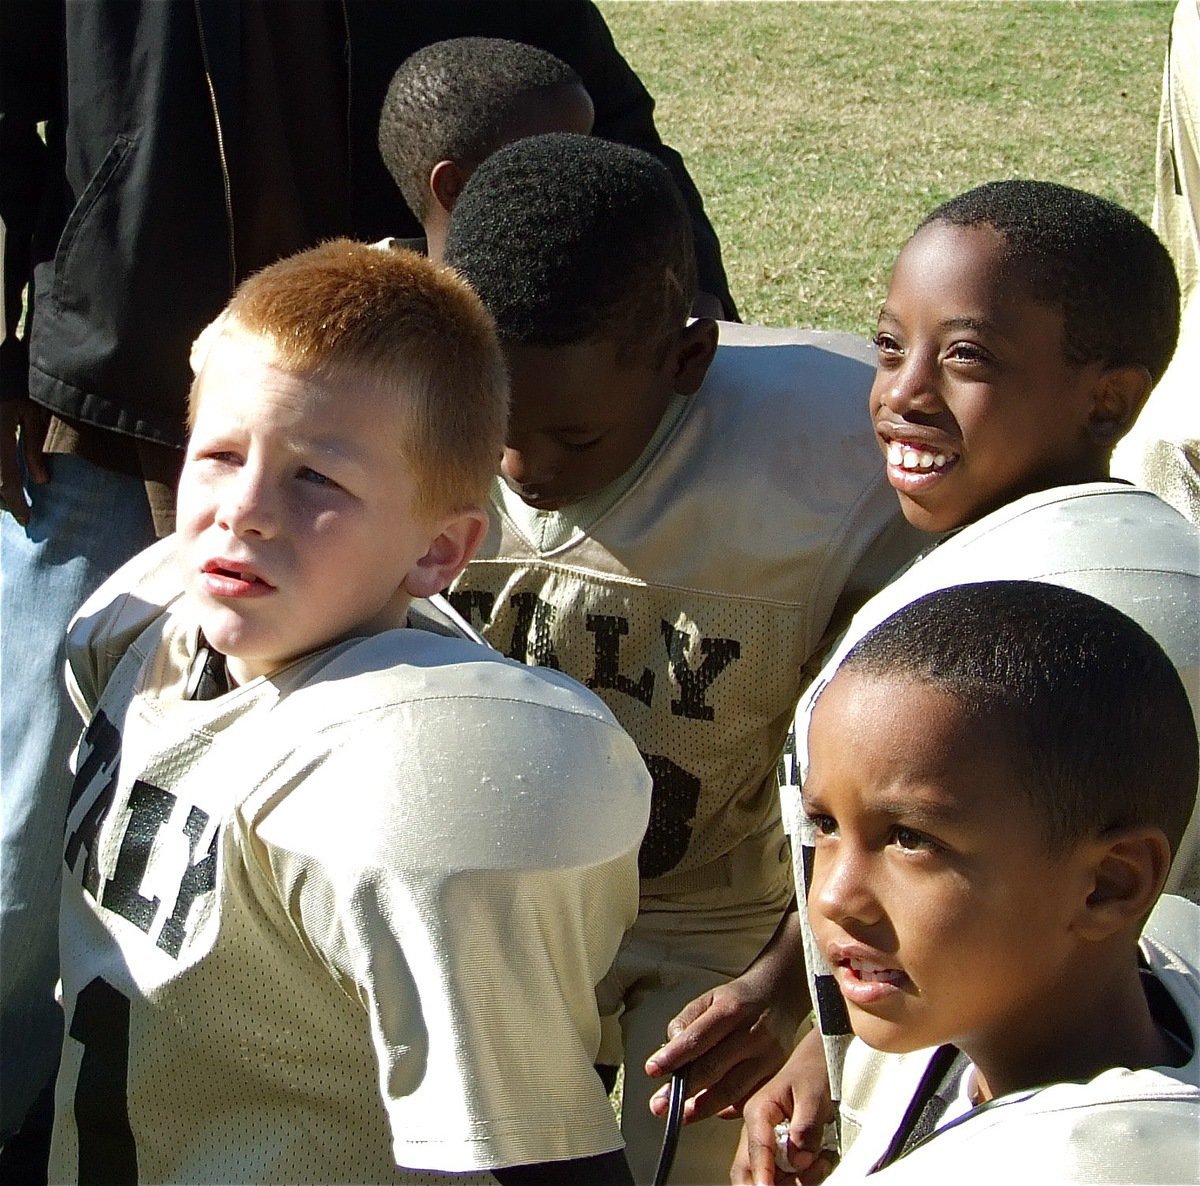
[
  {"xmin": 0, "ymin": 396, "xmax": 49, "ymax": 525},
  {"xmin": 645, "ymin": 910, "xmax": 809, "ymax": 1124},
  {"xmin": 731, "ymin": 1027, "xmax": 837, "ymax": 1186}
]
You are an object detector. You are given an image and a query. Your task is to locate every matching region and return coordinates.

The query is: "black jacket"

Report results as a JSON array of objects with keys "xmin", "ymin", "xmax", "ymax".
[{"xmin": 0, "ymin": 0, "xmax": 734, "ymax": 449}]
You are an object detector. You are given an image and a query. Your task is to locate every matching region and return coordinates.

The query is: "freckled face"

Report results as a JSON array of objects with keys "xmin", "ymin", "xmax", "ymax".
[
  {"xmin": 176, "ymin": 327, "xmax": 438, "ymax": 684},
  {"xmin": 804, "ymin": 668, "xmax": 1085, "ymax": 1059},
  {"xmin": 869, "ymin": 222, "xmax": 1109, "ymax": 534}
]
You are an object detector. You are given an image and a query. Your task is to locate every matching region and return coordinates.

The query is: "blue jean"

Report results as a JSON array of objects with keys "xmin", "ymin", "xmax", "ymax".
[{"xmin": 0, "ymin": 454, "xmax": 158, "ymax": 1140}]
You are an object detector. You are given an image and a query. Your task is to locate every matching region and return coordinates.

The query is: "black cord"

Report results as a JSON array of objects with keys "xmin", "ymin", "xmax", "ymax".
[{"xmin": 651, "ymin": 1067, "xmax": 688, "ymax": 1186}]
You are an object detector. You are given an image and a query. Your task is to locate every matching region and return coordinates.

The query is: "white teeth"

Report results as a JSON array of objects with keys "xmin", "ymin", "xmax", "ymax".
[
  {"xmin": 848, "ymin": 959, "xmax": 903, "ymax": 984},
  {"xmin": 888, "ymin": 442, "xmax": 952, "ymax": 473}
]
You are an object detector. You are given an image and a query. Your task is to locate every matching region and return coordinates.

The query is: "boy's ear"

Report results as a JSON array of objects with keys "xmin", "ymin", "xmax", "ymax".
[
  {"xmin": 429, "ymin": 160, "xmax": 468, "ymax": 216},
  {"xmin": 1086, "ymin": 365, "xmax": 1154, "ymax": 448},
  {"xmin": 1072, "ymin": 825, "xmax": 1173, "ymax": 942},
  {"xmin": 669, "ymin": 318, "xmax": 720, "ymax": 396},
  {"xmin": 402, "ymin": 507, "xmax": 489, "ymax": 600}
]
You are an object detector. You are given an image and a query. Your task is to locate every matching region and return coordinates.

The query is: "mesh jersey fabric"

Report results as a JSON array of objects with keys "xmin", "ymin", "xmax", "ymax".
[
  {"xmin": 830, "ymin": 895, "xmax": 1200, "ymax": 1184},
  {"xmin": 449, "ymin": 323, "xmax": 918, "ymax": 891},
  {"xmin": 52, "ymin": 537, "xmax": 651, "ymax": 1184}
]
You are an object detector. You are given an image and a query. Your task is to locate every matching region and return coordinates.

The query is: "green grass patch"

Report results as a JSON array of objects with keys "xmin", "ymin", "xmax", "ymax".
[{"xmin": 598, "ymin": 0, "xmax": 1171, "ymax": 332}]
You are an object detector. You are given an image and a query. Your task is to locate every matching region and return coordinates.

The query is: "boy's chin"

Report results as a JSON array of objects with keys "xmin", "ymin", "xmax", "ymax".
[
  {"xmin": 896, "ymin": 491, "xmax": 972, "ymax": 536},
  {"xmin": 188, "ymin": 612, "xmax": 271, "ymax": 681},
  {"xmin": 847, "ymin": 1007, "xmax": 938, "ymax": 1055}
]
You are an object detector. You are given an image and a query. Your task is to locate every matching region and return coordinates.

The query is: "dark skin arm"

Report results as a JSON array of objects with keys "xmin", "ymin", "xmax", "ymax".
[
  {"xmin": 493, "ymin": 1148, "xmax": 633, "ymax": 1186},
  {"xmin": 645, "ymin": 902, "xmax": 811, "ymax": 1124}
]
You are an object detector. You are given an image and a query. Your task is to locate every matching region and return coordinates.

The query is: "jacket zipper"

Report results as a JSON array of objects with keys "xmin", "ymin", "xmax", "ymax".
[
  {"xmin": 340, "ymin": 0, "xmax": 352, "ymax": 213},
  {"xmin": 193, "ymin": 0, "xmax": 237, "ymax": 288}
]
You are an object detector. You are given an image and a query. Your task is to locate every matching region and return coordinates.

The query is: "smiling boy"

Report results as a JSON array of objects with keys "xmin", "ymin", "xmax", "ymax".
[
  {"xmin": 805, "ymin": 181, "xmax": 1200, "ymax": 893},
  {"xmin": 51, "ymin": 240, "xmax": 652, "ymax": 1185},
  {"xmin": 870, "ymin": 217, "xmax": 1145, "ymax": 534},
  {"xmin": 805, "ymin": 581, "xmax": 1199, "ymax": 1182},
  {"xmin": 735, "ymin": 180, "xmax": 1200, "ymax": 1185}
]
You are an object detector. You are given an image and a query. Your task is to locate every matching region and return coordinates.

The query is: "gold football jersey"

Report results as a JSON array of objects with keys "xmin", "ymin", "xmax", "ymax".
[
  {"xmin": 451, "ymin": 325, "xmax": 918, "ymax": 891},
  {"xmin": 53, "ymin": 540, "xmax": 651, "ymax": 1183}
]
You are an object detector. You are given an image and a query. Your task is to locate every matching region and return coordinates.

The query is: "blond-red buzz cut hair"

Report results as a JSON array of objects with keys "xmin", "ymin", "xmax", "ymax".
[{"xmin": 189, "ymin": 238, "xmax": 507, "ymax": 517}]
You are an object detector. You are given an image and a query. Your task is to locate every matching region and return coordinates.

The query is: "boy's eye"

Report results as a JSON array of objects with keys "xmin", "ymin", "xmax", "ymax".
[
  {"xmin": 872, "ymin": 332, "xmax": 902, "ymax": 358},
  {"xmin": 891, "ymin": 826, "xmax": 938, "ymax": 853},
  {"xmin": 945, "ymin": 341, "xmax": 991, "ymax": 364},
  {"xmin": 297, "ymin": 466, "xmax": 341, "ymax": 490},
  {"xmin": 805, "ymin": 812, "xmax": 838, "ymax": 838},
  {"xmin": 198, "ymin": 449, "xmax": 241, "ymax": 466},
  {"xmin": 559, "ymin": 436, "xmax": 602, "ymax": 453}
]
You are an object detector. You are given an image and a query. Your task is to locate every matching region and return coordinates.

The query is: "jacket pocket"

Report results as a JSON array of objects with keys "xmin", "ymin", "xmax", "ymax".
[{"xmin": 51, "ymin": 133, "xmax": 138, "ymax": 307}]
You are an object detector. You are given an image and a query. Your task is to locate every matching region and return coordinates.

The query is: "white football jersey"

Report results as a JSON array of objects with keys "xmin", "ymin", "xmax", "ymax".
[
  {"xmin": 450, "ymin": 324, "xmax": 918, "ymax": 890},
  {"xmin": 52, "ymin": 539, "xmax": 651, "ymax": 1184},
  {"xmin": 833, "ymin": 896, "xmax": 1200, "ymax": 1185},
  {"xmin": 783, "ymin": 482, "xmax": 1200, "ymax": 1110}
]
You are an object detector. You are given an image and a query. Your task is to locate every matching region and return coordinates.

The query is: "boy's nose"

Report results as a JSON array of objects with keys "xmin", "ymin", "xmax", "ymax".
[
  {"xmin": 877, "ymin": 359, "xmax": 942, "ymax": 417},
  {"xmin": 810, "ymin": 843, "xmax": 883, "ymax": 930},
  {"xmin": 217, "ymin": 468, "xmax": 279, "ymax": 539},
  {"xmin": 500, "ymin": 444, "xmax": 551, "ymax": 489}
]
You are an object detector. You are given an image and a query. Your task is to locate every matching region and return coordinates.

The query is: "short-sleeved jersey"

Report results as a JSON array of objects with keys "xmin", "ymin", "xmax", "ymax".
[
  {"xmin": 830, "ymin": 895, "xmax": 1200, "ymax": 1184},
  {"xmin": 52, "ymin": 539, "xmax": 652, "ymax": 1185},
  {"xmin": 783, "ymin": 482, "xmax": 1200, "ymax": 1110},
  {"xmin": 448, "ymin": 324, "xmax": 917, "ymax": 891},
  {"xmin": 787, "ymin": 482, "xmax": 1200, "ymax": 897}
]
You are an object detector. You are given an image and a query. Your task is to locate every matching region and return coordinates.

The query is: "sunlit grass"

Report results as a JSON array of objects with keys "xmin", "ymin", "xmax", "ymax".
[{"xmin": 598, "ymin": 0, "xmax": 1171, "ymax": 332}]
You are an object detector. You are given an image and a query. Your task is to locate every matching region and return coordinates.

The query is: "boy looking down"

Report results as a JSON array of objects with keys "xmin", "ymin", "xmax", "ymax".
[
  {"xmin": 443, "ymin": 133, "xmax": 919, "ymax": 1184},
  {"xmin": 52, "ymin": 241, "xmax": 651, "ymax": 1185}
]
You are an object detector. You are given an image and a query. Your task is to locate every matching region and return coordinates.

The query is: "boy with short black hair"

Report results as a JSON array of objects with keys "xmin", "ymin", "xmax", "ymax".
[
  {"xmin": 52, "ymin": 239, "xmax": 651, "ymax": 1185},
  {"xmin": 733, "ymin": 180, "xmax": 1200, "ymax": 1184},
  {"xmin": 443, "ymin": 132, "xmax": 920, "ymax": 1184},
  {"xmin": 378, "ymin": 37, "xmax": 594, "ymax": 261},
  {"xmin": 804, "ymin": 580, "xmax": 1199, "ymax": 1182}
]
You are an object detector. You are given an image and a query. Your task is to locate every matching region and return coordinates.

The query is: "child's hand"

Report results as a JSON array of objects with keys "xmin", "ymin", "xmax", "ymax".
[
  {"xmin": 646, "ymin": 910, "xmax": 810, "ymax": 1123},
  {"xmin": 730, "ymin": 1028, "xmax": 837, "ymax": 1186},
  {"xmin": 645, "ymin": 978, "xmax": 797, "ymax": 1123}
]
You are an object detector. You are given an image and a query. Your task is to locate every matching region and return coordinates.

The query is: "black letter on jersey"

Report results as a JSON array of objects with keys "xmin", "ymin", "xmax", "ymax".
[
  {"xmin": 446, "ymin": 588, "xmax": 496, "ymax": 631},
  {"xmin": 637, "ymin": 753, "xmax": 702, "ymax": 879},
  {"xmin": 505, "ymin": 592, "xmax": 561, "ymax": 669},
  {"xmin": 157, "ymin": 806, "xmax": 217, "ymax": 959},
  {"xmin": 64, "ymin": 711, "xmax": 123, "ymax": 900},
  {"xmin": 585, "ymin": 614, "xmax": 654, "ymax": 706},
  {"xmin": 67, "ymin": 709, "xmax": 121, "ymax": 815},
  {"xmin": 71, "ymin": 978, "xmax": 138, "ymax": 1184},
  {"xmin": 661, "ymin": 623, "xmax": 741, "ymax": 720},
  {"xmin": 102, "ymin": 780, "xmax": 175, "ymax": 932}
]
